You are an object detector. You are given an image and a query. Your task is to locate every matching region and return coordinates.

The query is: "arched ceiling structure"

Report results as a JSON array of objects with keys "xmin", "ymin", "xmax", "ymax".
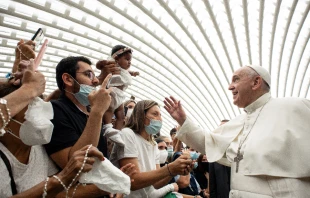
[{"xmin": 0, "ymin": 0, "xmax": 309, "ymax": 136}]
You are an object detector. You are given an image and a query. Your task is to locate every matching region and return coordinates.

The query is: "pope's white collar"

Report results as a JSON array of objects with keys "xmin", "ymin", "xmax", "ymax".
[{"xmin": 244, "ymin": 92, "xmax": 271, "ymax": 113}]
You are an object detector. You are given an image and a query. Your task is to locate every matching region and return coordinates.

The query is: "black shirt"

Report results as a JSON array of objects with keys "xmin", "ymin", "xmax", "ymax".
[{"xmin": 44, "ymin": 94, "xmax": 108, "ymax": 158}]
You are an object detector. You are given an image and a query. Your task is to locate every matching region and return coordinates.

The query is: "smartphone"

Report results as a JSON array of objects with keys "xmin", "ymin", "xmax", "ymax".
[
  {"xmin": 31, "ymin": 28, "xmax": 44, "ymax": 50},
  {"xmin": 34, "ymin": 39, "xmax": 48, "ymax": 70}
]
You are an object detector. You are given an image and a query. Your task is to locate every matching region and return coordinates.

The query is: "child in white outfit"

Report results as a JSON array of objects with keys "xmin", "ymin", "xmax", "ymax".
[{"xmin": 102, "ymin": 45, "xmax": 138, "ymax": 146}]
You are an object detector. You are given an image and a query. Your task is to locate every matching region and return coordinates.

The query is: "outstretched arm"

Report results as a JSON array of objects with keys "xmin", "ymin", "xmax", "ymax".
[
  {"xmin": 119, "ymin": 155, "xmax": 192, "ymax": 191},
  {"xmin": 1, "ymin": 61, "xmax": 45, "ymax": 129},
  {"xmin": 164, "ymin": 96, "xmax": 187, "ymax": 126},
  {"xmin": 164, "ymin": 96, "xmax": 206, "ymax": 153},
  {"xmin": 11, "ymin": 146, "xmax": 104, "ymax": 198}
]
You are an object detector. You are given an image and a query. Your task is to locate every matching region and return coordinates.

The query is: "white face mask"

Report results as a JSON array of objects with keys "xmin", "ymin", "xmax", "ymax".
[
  {"xmin": 126, "ymin": 108, "xmax": 133, "ymax": 118},
  {"xmin": 11, "ymin": 118, "xmax": 54, "ymax": 146},
  {"xmin": 159, "ymin": 149, "xmax": 168, "ymax": 164}
]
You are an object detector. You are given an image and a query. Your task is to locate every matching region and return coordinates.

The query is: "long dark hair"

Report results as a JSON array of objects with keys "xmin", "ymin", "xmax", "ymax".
[
  {"xmin": 125, "ymin": 100, "xmax": 158, "ymax": 144},
  {"xmin": 125, "ymin": 100, "xmax": 158, "ymax": 133},
  {"xmin": 197, "ymin": 154, "xmax": 208, "ymax": 173}
]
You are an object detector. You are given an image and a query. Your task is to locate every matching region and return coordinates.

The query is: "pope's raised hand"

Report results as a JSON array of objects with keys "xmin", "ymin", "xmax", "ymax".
[
  {"xmin": 164, "ymin": 96, "xmax": 187, "ymax": 126},
  {"xmin": 88, "ymin": 74, "xmax": 112, "ymax": 114}
]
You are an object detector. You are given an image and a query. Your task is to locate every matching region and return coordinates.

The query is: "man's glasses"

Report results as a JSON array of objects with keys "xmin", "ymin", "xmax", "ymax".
[{"xmin": 76, "ymin": 70, "xmax": 96, "ymax": 80}]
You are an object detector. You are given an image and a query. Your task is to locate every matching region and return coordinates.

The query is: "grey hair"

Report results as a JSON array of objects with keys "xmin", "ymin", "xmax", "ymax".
[{"xmin": 245, "ymin": 67, "xmax": 270, "ymax": 92}]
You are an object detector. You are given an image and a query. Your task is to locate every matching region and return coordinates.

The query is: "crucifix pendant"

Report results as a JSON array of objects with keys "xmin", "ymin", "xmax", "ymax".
[{"xmin": 234, "ymin": 148, "xmax": 243, "ymax": 173}]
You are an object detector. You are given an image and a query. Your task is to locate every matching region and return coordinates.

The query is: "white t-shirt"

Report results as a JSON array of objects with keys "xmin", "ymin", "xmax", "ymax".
[
  {"xmin": 0, "ymin": 143, "xmax": 59, "ymax": 197},
  {"xmin": 110, "ymin": 127, "xmax": 160, "ymax": 198}
]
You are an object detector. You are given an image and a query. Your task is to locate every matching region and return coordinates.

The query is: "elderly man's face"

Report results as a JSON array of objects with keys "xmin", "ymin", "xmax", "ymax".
[{"xmin": 228, "ymin": 67, "xmax": 254, "ymax": 108}]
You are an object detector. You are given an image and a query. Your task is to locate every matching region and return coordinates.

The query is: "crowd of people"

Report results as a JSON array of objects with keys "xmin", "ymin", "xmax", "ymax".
[{"xmin": 0, "ymin": 33, "xmax": 309, "ymax": 198}]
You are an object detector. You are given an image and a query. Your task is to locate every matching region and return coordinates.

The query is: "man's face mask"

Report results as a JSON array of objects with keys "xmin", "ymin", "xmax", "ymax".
[
  {"xmin": 66, "ymin": 75, "xmax": 95, "ymax": 106},
  {"xmin": 10, "ymin": 118, "xmax": 54, "ymax": 146},
  {"xmin": 144, "ymin": 117, "xmax": 162, "ymax": 135},
  {"xmin": 74, "ymin": 84, "xmax": 95, "ymax": 106},
  {"xmin": 159, "ymin": 149, "xmax": 168, "ymax": 164},
  {"xmin": 190, "ymin": 151, "xmax": 199, "ymax": 160}
]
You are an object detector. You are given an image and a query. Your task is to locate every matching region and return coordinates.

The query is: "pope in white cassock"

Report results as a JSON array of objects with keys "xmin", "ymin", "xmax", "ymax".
[{"xmin": 164, "ymin": 65, "xmax": 310, "ymax": 198}]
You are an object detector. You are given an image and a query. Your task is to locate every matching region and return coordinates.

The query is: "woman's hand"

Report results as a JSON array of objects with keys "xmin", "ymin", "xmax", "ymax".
[
  {"xmin": 56, "ymin": 145, "xmax": 104, "ymax": 186},
  {"xmin": 172, "ymin": 183, "xmax": 179, "ymax": 192},
  {"xmin": 203, "ymin": 189, "xmax": 210, "ymax": 198},
  {"xmin": 8, "ymin": 59, "xmax": 46, "ymax": 98},
  {"xmin": 14, "ymin": 40, "xmax": 36, "ymax": 66},
  {"xmin": 169, "ymin": 154, "xmax": 192, "ymax": 176},
  {"xmin": 182, "ymin": 148, "xmax": 191, "ymax": 158}
]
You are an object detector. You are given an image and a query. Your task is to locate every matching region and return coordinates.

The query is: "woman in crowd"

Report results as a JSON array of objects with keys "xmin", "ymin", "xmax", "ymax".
[
  {"xmin": 111, "ymin": 100, "xmax": 193, "ymax": 197},
  {"xmin": 0, "ymin": 39, "xmax": 137, "ymax": 198},
  {"xmin": 123, "ymin": 96, "xmax": 136, "ymax": 124},
  {"xmin": 0, "ymin": 80, "xmax": 106, "ymax": 197},
  {"xmin": 0, "ymin": 40, "xmax": 45, "ymax": 130},
  {"xmin": 194, "ymin": 154, "xmax": 210, "ymax": 198}
]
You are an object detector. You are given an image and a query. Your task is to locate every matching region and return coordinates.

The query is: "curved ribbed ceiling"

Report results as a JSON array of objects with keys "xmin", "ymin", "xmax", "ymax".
[{"xmin": 0, "ymin": 0, "xmax": 309, "ymax": 136}]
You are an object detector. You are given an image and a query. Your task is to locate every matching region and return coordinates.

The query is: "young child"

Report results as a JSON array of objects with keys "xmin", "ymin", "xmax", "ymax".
[{"xmin": 102, "ymin": 45, "xmax": 138, "ymax": 146}]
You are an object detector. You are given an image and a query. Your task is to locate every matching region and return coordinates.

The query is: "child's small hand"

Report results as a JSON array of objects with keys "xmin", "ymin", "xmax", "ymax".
[{"xmin": 129, "ymin": 71, "xmax": 139, "ymax": 77}]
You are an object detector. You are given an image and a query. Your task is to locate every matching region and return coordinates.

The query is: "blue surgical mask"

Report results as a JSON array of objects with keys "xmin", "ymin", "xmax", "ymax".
[
  {"xmin": 193, "ymin": 162, "xmax": 198, "ymax": 169},
  {"xmin": 190, "ymin": 151, "xmax": 199, "ymax": 160},
  {"xmin": 167, "ymin": 146, "xmax": 173, "ymax": 158},
  {"xmin": 145, "ymin": 117, "xmax": 162, "ymax": 135},
  {"xmin": 74, "ymin": 84, "xmax": 95, "ymax": 106},
  {"xmin": 66, "ymin": 77, "xmax": 95, "ymax": 106}
]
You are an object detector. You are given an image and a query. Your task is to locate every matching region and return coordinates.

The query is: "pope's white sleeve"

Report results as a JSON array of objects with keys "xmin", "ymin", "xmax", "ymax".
[
  {"xmin": 176, "ymin": 118, "xmax": 206, "ymax": 153},
  {"xmin": 147, "ymin": 184, "xmax": 175, "ymax": 198}
]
